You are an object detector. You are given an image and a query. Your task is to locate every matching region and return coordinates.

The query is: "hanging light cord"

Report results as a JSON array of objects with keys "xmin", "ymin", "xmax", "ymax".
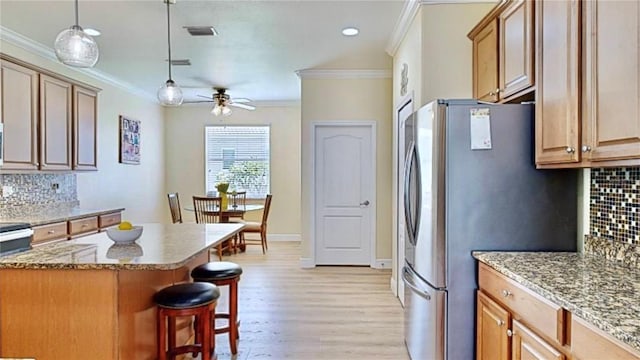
[
  {"xmin": 166, "ymin": 0, "xmax": 173, "ymax": 81},
  {"xmin": 74, "ymin": 0, "xmax": 79, "ymax": 26}
]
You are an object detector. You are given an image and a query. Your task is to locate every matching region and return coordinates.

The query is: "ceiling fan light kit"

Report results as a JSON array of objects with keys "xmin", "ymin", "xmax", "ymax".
[
  {"xmin": 54, "ymin": 0, "xmax": 99, "ymax": 68},
  {"xmin": 157, "ymin": 0, "xmax": 184, "ymax": 106}
]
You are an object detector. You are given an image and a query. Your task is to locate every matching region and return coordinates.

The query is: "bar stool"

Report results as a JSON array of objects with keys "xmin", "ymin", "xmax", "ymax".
[
  {"xmin": 154, "ymin": 282, "xmax": 220, "ymax": 360},
  {"xmin": 191, "ymin": 261, "xmax": 243, "ymax": 355}
]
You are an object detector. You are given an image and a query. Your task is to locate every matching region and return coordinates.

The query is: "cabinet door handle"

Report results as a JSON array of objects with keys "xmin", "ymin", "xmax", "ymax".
[
  {"xmin": 507, "ymin": 329, "xmax": 513, "ymax": 337},
  {"xmin": 489, "ymin": 91, "xmax": 496, "ymax": 96},
  {"xmin": 581, "ymin": 145, "xmax": 592, "ymax": 153},
  {"xmin": 501, "ymin": 289, "xmax": 512, "ymax": 297},
  {"xmin": 47, "ymin": 230, "xmax": 55, "ymax": 234},
  {"xmin": 496, "ymin": 319, "xmax": 505, "ymax": 326},
  {"xmin": 565, "ymin": 147, "xmax": 575, "ymax": 154}
]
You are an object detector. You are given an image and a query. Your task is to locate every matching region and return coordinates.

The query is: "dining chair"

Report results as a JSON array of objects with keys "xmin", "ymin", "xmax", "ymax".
[
  {"xmin": 238, "ymin": 194, "xmax": 273, "ymax": 254},
  {"xmin": 167, "ymin": 193, "xmax": 183, "ymax": 224},
  {"xmin": 192, "ymin": 196, "xmax": 233, "ymax": 260}
]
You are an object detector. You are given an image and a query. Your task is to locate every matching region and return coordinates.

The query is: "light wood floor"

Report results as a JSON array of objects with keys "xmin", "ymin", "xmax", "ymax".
[{"xmin": 202, "ymin": 241, "xmax": 409, "ymax": 360}]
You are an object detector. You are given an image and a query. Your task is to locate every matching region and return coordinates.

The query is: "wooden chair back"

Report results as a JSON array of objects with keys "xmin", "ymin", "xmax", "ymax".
[
  {"xmin": 261, "ymin": 194, "xmax": 273, "ymax": 228},
  {"xmin": 167, "ymin": 193, "xmax": 183, "ymax": 224},
  {"xmin": 192, "ymin": 196, "xmax": 222, "ymax": 224}
]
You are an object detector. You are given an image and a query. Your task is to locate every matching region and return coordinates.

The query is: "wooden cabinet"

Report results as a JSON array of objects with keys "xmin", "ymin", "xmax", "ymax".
[
  {"xmin": 534, "ymin": 0, "xmax": 580, "ymax": 166},
  {"xmin": 0, "ymin": 54, "xmax": 99, "ymax": 172},
  {"xmin": 98, "ymin": 212, "xmax": 121, "ymax": 230},
  {"xmin": 477, "ymin": 291, "xmax": 510, "ymax": 360},
  {"xmin": 0, "ymin": 59, "xmax": 39, "ymax": 170},
  {"xmin": 477, "ymin": 263, "xmax": 568, "ymax": 360},
  {"xmin": 571, "ymin": 315, "xmax": 640, "ymax": 360},
  {"xmin": 499, "ymin": 0, "xmax": 534, "ymax": 99},
  {"xmin": 32, "ymin": 221, "xmax": 68, "ymax": 245},
  {"xmin": 469, "ymin": 0, "xmax": 534, "ymax": 103},
  {"xmin": 73, "ymin": 86, "xmax": 98, "ymax": 170},
  {"xmin": 40, "ymin": 74, "xmax": 72, "ymax": 170},
  {"xmin": 536, "ymin": 0, "xmax": 640, "ymax": 167},
  {"xmin": 477, "ymin": 262, "xmax": 640, "ymax": 360},
  {"xmin": 472, "ymin": 18, "xmax": 499, "ymax": 102},
  {"xmin": 69, "ymin": 216, "xmax": 98, "ymax": 237},
  {"xmin": 581, "ymin": 0, "xmax": 640, "ymax": 163},
  {"xmin": 512, "ymin": 320, "xmax": 565, "ymax": 360}
]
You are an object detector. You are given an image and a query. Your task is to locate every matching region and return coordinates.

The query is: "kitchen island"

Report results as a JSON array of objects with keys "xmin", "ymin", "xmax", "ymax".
[{"xmin": 0, "ymin": 223, "xmax": 243, "ymax": 360}]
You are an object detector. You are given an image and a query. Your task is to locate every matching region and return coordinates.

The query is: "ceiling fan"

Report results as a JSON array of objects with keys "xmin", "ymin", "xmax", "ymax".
[{"xmin": 185, "ymin": 88, "xmax": 256, "ymax": 116}]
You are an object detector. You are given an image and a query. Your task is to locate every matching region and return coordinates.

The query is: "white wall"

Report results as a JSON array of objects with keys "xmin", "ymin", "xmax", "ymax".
[
  {"xmin": 300, "ymin": 76, "xmax": 393, "ymax": 264},
  {"xmin": 164, "ymin": 104, "xmax": 302, "ymax": 237},
  {"xmin": 1, "ymin": 40, "xmax": 166, "ymax": 223}
]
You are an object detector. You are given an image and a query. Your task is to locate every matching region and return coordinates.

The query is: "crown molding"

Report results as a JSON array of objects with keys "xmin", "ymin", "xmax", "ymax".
[
  {"xmin": 0, "ymin": 26, "xmax": 156, "ymax": 102},
  {"xmin": 385, "ymin": 0, "xmax": 421, "ymax": 57},
  {"xmin": 295, "ymin": 69, "xmax": 391, "ymax": 79},
  {"xmin": 385, "ymin": 0, "xmax": 498, "ymax": 56}
]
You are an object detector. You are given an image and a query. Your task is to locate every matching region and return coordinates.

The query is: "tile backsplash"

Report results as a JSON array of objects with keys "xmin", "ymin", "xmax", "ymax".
[
  {"xmin": 0, "ymin": 173, "xmax": 79, "ymax": 215},
  {"xmin": 590, "ymin": 167, "xmax": 640, "ymax": 246}
]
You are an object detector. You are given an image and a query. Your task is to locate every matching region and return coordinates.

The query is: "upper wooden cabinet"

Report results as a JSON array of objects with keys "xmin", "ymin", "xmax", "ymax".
[
  {"xmin": 0, "ymin": 54, "xmax": 100, "ymax": 172},
  {"xmin": 0, "ymin": 60, "xmax": 39, "ymax": 170},
  {"xmin": 581, "ymin": 0, "xmax": 640, "ymax": 162},
  {"xmin": 73, "ymin": 86, "xmax": 98, "ymax": 170},
  {"xmin": 40, "ymin": 74, "xmax": 72, "ymax": 171},
  {"xmin": 536, "ymin": 0, "xmax": 640, "ymax": 167},
  {"xmin": 469, "ymin": 0, "xmax": 534, "ymax": 103}
]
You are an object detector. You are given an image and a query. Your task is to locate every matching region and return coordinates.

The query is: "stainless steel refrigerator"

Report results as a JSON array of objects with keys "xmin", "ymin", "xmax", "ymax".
[{"xmin": 402, "ymin": 99, "xmax": 577, "ymax": 360}]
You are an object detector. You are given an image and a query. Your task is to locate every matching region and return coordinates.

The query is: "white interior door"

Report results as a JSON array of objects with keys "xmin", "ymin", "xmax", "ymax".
[
  {"xmin": 397, "ymin": 101, "xmax": 413, "ymax": 305},
  {"xmin": 314, "ymin": 123, "xmax": 375, "ymax": 265}
]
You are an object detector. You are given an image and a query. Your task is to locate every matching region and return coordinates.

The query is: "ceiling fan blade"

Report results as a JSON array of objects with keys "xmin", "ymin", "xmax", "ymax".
[
  {"xmin": 231, "ymin": 98, "xmax": 252, "ymax": 103},
  {"xmin": 183, "ymin": 100, "xmax": 215, "ymax": 103},
  {"xmin": 197, "ymin": 94, "xmax": 215, "ymax": 100},
  {"xmin": 229, "ymin": 103, "xmax": 256, "ymax": 111}
]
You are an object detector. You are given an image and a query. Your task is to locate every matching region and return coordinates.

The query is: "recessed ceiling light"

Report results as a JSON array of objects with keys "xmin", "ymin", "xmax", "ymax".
[
  {"xmin": 84, "ymin": 28, "xmax": 101, "ymax": 36},
  {"xmin": 342, "ymin": 27, "xmax": 359, "ymax": 36}
]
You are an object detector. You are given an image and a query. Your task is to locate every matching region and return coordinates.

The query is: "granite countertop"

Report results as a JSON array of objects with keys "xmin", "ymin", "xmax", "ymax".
[
  {"xmin": 0, "ymin": 207, "xmax": 125, "ymax": 226},
  {"xmin": 473, "ymin": 251, "xmax": 640, "ymax": 354},
  {"xmin": 0, "ymin": 223, "xmax": 243, "ymax": 270}
]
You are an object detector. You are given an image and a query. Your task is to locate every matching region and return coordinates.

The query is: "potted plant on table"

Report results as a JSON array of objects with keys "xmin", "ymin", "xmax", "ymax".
[{"xmin": 215, "ymin": 182, "xmax": 230, "ymax": 209}]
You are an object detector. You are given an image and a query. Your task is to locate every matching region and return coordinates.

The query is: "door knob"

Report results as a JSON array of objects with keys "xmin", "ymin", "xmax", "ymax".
[{"xmin": 360, "ymin": 200, "xmax": 370, "ymax": 206}]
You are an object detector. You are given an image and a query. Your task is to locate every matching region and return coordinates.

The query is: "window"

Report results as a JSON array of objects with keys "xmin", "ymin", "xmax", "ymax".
[{"xmin": 205, "ymin": 126, "xmax": 270, "ymax": 198}]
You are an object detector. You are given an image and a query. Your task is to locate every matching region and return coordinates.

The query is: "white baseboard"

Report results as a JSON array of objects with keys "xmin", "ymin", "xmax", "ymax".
[
  {"xmin": 373, "ymin": 258, "xmax": 392, "ymax": 269},
  {"xmin": 267, "ymin": 233, "xmax": 301, "ymax": 242},
  {"xmin": 390, "ymin": 277, "xmax": 398, "ymax": 296},
  {"xmin": 300, "ymin": 257, "xmax": 316, "ymax": 268}
]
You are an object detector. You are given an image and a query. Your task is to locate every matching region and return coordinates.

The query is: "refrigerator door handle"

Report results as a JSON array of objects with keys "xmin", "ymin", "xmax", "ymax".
[
  {"xmin": 402, "ymin": 267, "xmax": 432, "ymax": 301},
  {"xmin": 404, "ymin": 141, "xmax": 420, "ymax": 246},
  {"xmin": 403, "ymin": 141, "xmax": 417, "ymax": 246}
]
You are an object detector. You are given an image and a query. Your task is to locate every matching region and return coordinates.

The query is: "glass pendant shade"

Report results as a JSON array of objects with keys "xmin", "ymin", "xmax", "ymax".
[
  {"xmin": 54, "ymin": 25, "xmax": 99, "ymax": 68},
  {"xmin": 211, "ymin": 103, "xmax": 232, "ymax": 116},
  {"xmin": 157, "ymin": 80, "xmax": 184, "ymax": 106}
]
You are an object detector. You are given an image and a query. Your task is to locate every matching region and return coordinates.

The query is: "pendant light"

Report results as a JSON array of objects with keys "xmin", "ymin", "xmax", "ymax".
[
  {"xmin": 157, "ymin": 0, "xmax": 183, "ymax": 106},
  {"xmin": 54, "ymin": 0, "xmax": 99, "ymax": 68}
]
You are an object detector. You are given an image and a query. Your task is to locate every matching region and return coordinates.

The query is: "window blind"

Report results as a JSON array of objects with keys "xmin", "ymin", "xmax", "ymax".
[{"xmin": 205, "ymin": 126, "xmax": 270, "ymax": 198}]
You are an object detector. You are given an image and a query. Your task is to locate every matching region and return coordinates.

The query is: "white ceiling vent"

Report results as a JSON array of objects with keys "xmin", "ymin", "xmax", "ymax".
[{"xmin": 183, "ymin": 26, "xmax": 218, "ymax": 36}]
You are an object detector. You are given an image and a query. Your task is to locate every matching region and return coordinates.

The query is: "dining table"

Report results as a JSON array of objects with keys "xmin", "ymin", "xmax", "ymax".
[{"xmin": 184, "ymin": 203, "xmax": 264, "ymax": 223}]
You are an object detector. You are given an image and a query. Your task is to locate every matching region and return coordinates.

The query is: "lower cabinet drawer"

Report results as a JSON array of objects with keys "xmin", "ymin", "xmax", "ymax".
[
  {"xmin": 32, "ymin": 222, "xmax": 68, "ymax": 244},
  {"xmin": 479, "ymin": 263, "xmax": 565, "ymax": 346},
  {"xmin": 68, "ymin": 216, "xmax": 98, "ymax": 236},
  {"xmin": 571, "ymin": 315, "xmax": 640, "ymax": 360},
  {"xmin": 98, "ymin": 212, "xmax": 121, "ymax": 229}
]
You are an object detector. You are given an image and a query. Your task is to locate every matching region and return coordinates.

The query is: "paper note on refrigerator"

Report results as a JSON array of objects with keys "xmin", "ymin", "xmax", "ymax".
[{"xmin": 470, "ymin": 108, "xmax": 492, "ymax": 150}]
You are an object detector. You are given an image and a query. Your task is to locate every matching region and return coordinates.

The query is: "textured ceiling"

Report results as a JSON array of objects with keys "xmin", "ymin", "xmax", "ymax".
[{"xmin": 0, "ymin": 0, "xmax": 404, "ymax": 103}]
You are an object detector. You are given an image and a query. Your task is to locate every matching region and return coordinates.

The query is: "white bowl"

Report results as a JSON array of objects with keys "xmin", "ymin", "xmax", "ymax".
[{"xmin": 106, "ymin": 226, "xmax": 143, "ymax": 244}]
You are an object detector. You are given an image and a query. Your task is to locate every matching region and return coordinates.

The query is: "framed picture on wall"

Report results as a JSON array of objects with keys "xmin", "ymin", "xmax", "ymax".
[{"xmin": 119, "ymin": 115, "xmax": 141, "ymax": 165}]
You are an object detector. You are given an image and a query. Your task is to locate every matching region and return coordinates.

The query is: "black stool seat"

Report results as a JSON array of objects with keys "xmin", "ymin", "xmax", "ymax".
[
  {"xmin": 154, "ymin": 282, "xmax": 220, "ymax": 309},
  {"xmin": 191, "ymin": 261, "xmax": 243, "ymax": 281}
]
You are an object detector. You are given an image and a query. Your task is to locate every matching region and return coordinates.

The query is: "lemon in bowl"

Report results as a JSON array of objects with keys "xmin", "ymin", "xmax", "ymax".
[{"xmin": 106, "ymin": 222, "xmax": 143, "ymax": 244}]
